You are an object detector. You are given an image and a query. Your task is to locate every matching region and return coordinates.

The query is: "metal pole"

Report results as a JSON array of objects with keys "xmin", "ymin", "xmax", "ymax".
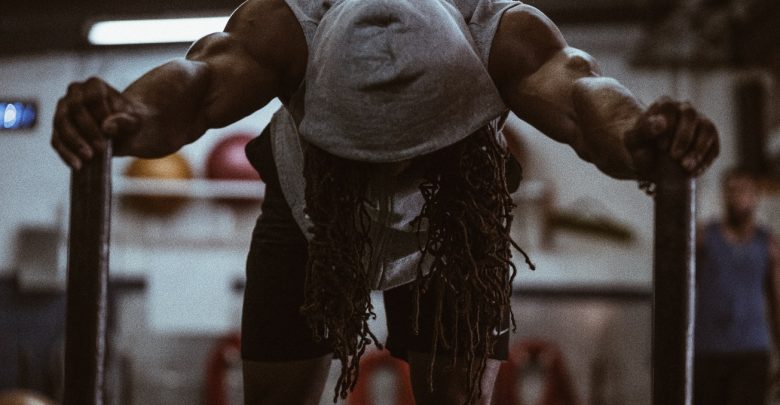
[
  {"xmin": 63, "ymin": 143, "xmax": 112, "ymax": 405},
  {"xmin": 653, "ymin": 156, "xmax": 696, "ymax": 405}
]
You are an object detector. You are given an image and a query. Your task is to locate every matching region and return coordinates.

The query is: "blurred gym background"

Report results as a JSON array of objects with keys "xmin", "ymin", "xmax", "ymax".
[{"xmin": 2, "ymin": 0, "xmax": 780, "ymax": 403}]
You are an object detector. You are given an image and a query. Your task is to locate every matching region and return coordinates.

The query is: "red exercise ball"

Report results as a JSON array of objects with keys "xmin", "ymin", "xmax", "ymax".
[
  {"xmin": 206, "ymin": 134, "xmax": 261, "ymax": 181},
  {"xmin": 123, "ymin": 152, "xmax": 194, "ymax": 216}
]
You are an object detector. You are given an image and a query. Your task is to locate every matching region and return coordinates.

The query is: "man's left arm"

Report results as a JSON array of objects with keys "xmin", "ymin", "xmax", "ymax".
[{"xmin": 489, "ymin": 5, "xmax": 719, "ymax": 181}]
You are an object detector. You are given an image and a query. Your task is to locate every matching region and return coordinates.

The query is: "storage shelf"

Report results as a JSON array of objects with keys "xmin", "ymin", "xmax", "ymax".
[
  {"xmin": 113, "ymin": 178, "xmax": 543, "ymax": 202},
  {"xmin": 113, "ymin": 177, "xmax": 265, "ymax": 200}
]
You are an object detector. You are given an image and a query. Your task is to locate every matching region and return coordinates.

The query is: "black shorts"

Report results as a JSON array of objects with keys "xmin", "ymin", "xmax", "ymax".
[
  {"xmin": 693, "ymin": 351, "xmax": 769, "ymax": 405},
  {"xmin": 240, "ymin": 129, "xmax": 509, "ymax": 362}
]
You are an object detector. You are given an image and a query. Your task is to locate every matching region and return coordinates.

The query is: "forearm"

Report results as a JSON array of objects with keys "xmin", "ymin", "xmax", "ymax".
[
  {"xmin": 117, "ymin": 58, "xmax": 212, "ymax": 157},
  {"xmin": 501, "ymin": 50, "xmax": 645, "ymax": 180},
  {"xmin": 570, "ymin": 77, "xmax": 644, "ymax": 180}
]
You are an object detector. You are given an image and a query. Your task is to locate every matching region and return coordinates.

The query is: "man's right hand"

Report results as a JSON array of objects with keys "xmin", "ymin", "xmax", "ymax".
[{"xmin": 52, "ymin": 77, "xmax": 141, "ymax": 169}]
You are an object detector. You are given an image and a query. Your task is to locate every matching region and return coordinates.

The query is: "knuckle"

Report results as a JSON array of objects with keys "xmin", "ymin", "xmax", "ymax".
[
  {"xmin": 699, "ymin": 132, "xmax": 714, "ymax": 149},
  {"xmin": 66, "ymin": 81, "xmax": 83, "ymax": 94},
  {"xmin": 649, "ymin": 98, "xmax": 668, "ymax": 112},
  {"xmin": 95, "ymin": 83, "xmax": 109, "ymax": 100},
  {"xmin": 679, "ymin": 104, "xmax": 696, "ymax": 119},
  {"xmin": 82, "ymin": 89, "xmax": 101, "ymax": 105}
]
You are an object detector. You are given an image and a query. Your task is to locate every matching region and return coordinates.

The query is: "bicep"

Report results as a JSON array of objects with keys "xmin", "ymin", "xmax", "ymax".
[
  {"xmin": 185, "ymin": 34, "xmax": 282, "ymax": 128},
  {"xmin": 510, "ymin": 49, "xmax": 603, "ymax": 149},
  {"xmin": 490, "ymin": 6, "xmax": 599, "ymax": 148}
]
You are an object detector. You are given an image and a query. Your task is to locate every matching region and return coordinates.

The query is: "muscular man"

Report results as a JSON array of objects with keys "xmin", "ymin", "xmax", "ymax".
[
  {"xmin": 694, "ymin": 168, "xmax": 780, "ymax": 405},
  {"xmin": 52, "ymin": 0, "xmax": 719, "ymax": 403}
]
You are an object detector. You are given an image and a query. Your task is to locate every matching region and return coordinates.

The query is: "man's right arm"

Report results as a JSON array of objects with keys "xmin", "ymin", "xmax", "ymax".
[{"xmin": 51, "ymin": 0, "xmax": 306, "ymax": 169}]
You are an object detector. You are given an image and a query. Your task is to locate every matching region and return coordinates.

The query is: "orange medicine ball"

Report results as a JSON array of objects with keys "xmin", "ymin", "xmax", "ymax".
[
  {"xmin": 125, "ymin": 152, "xmax": 194, "ymax": 180},
  {"xmin": 123, "ymin": 152, "xmax": 194, "ymax": 215}
]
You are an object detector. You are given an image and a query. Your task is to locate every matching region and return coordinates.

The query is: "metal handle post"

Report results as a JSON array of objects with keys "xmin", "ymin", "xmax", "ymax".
[
  {"xmin": 653, "ymin": 156, "xmax": 696, "ymax": 405},
  {"xmin": 63, "ymin": 143, "xmax": 112, "ymax": 405}
]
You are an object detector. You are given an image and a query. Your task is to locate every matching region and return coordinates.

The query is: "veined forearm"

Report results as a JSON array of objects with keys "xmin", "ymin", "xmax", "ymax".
[
  {"xmin": 119, "ymin": 58, "xmax": 212, "ymax": 156},
  {"xmin": 504, "ymin": 53, "xmax": 645, "ymax": 180},
  {"xmin": 571, "ymin": 77, "xmax": 644, "ymax": 179}
]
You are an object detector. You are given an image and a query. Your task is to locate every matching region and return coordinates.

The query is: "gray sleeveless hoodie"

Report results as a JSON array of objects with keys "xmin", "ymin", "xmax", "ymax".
[{"xmin": 271, "ymin": 0, "xmax": 520, "ymax": 289}]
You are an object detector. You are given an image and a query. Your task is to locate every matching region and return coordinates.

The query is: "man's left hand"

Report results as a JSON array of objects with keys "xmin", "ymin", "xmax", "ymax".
[{"xmin": 626, "ymin": 97, "xmax": 720, "ymax": 180}]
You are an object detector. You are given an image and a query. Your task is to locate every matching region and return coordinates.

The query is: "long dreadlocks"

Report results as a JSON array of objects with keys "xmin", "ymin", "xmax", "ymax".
[{"xmin": 301, "ymin": 123, "xmax": 534, "ymax": 403}]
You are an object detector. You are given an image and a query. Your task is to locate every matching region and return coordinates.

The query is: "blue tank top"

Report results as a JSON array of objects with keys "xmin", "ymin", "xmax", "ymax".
[{"xmin": 694, "ymin": 222, "xmax": 771, "ymax": 353}]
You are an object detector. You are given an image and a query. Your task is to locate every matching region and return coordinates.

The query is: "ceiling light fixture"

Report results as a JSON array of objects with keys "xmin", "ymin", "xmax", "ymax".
[{"xmin": 87, "ymin": 16, "xmax": 229, "ymax": 45}]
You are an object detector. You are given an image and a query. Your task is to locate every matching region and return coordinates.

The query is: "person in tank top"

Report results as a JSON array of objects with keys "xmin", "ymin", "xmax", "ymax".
[{"xmin": 694, "ymin": 168, "xmax": 780, "ymax": 405}]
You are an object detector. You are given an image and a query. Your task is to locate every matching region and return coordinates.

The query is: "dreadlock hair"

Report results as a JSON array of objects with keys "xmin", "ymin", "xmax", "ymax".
[{"xmin": 301, "ymin": 123, "xmax": 534, "ymax": 404}]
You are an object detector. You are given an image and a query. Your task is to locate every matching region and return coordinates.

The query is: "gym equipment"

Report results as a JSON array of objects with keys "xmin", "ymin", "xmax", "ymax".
[
  {"xmin": 653, "ymin": 156, "xmax": 696, "ymax": 405},
  {"xmin": 206, "ymin": 134, "xmax": 261, "ymax": 181},
  {"xmin": 493, "ymin": 340, "xmax": 579, "ymax": 405},
  {"xmin": 123, "ymin": 153, "xmax": 193, "ymax": 215},
  {"xmin": 347, "ymin": 350, "xmax": 414, "ymax": 405},
  {"xmin": 206, "ymin": 134, "xmax": 263, "ymax": 207},
  {"xmin": 64, "ymin": 142, "xmax": 112, "ymax": 405},
  {"xmin": 0, "ymin": 390, "xmax": 56, "ymax": 405},
  {"xmin": 204, "ymin": 333, "xmax": 241, "ymax": 405},
  {"xmin": 125, "ymin": 152, "xmax": 193, "ymax": 180}
]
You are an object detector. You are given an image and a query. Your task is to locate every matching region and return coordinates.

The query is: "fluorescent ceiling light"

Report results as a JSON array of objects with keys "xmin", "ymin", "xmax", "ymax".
[{"xmin": 87, "ymin": 16, "xmax": 229, "ymax": 45}]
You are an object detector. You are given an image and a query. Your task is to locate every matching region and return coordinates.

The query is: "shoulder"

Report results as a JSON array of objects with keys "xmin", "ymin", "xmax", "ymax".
[
  {"xmin": 495, "ymin": 4, "xmax": 565, "ymax": 44},
  {"xmin": 224, "ymin": 0, "xmax": 302, "ymax": 34},
  {"xmin": 699, "ymin": 221, "xmax": 721, "ymax": 233},
  {"xmin": 188, "ymin": 0, "xmax": 307, "ymax": 92},
  {"xmin": 229, "ymin": 0, "xmax": 307, "ymax": 71},
  {"xmin": 488, "ymin": 4, "xmax": 567, "ymax": 81},
  {"xmin": 696, "ymin": 221, "xmax": 720, "ymax": 247}
]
